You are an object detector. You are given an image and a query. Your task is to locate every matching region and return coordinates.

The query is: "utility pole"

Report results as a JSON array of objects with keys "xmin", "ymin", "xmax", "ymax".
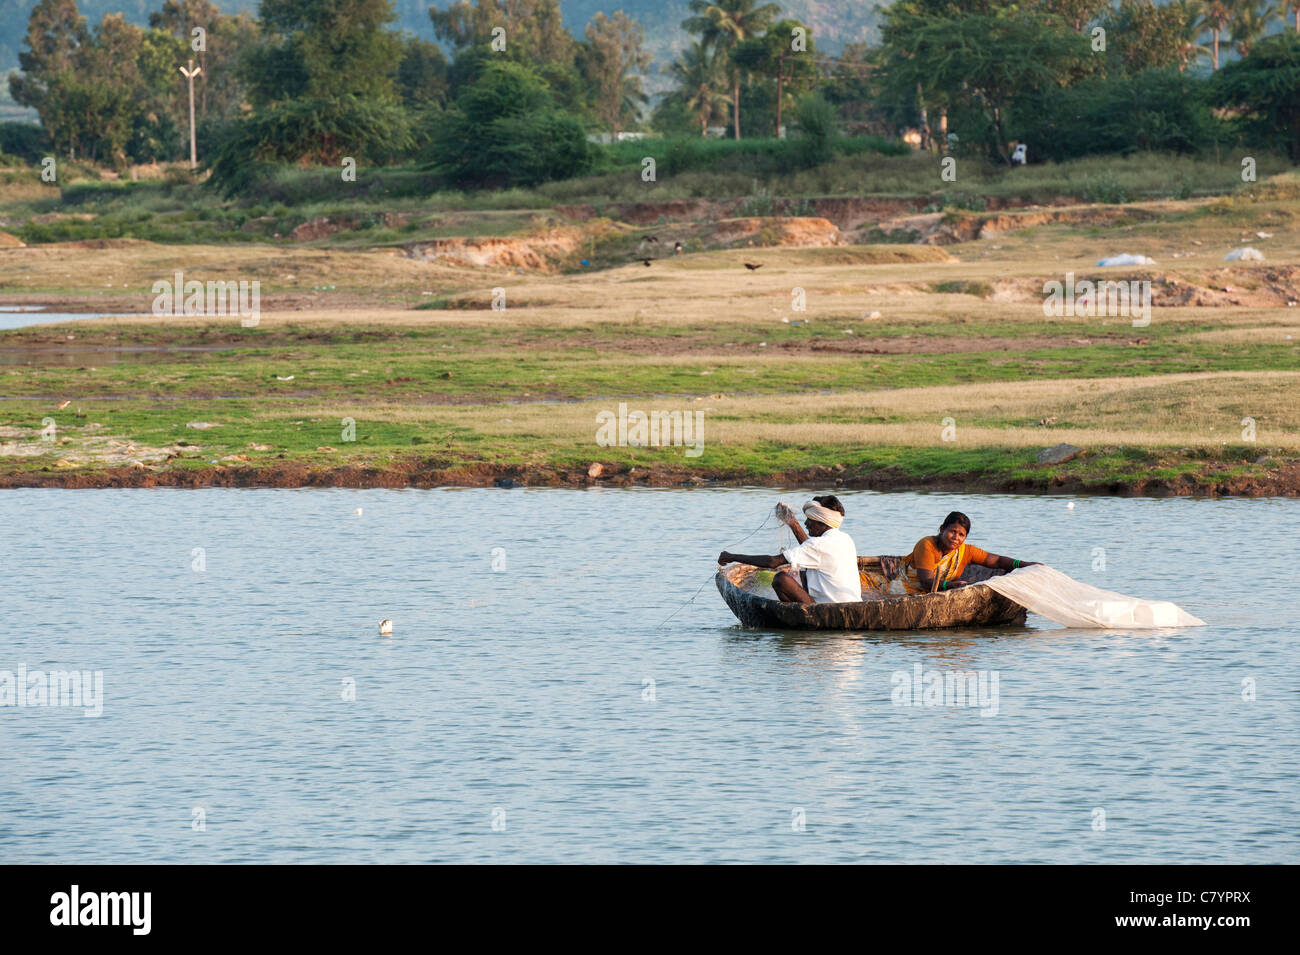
[{"xmin": 179, "ymin": 60, "xmax": 202, "ymax": 169}]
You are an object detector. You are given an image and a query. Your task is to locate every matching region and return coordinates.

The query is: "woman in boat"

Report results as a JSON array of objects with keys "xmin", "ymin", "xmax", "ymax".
[
  {"xmin": 905, "ymin": 511, "xmax": 1037, "ymax": 594},
  {"xmin": 717, "ymin": 496, "xmax": 861, "ymax": 605}
]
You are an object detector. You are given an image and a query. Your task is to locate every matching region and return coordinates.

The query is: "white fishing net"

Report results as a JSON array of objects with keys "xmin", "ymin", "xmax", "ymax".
[{"xmin": 982, "ymin": 564, "xmax": 1205, "ymax": 629}]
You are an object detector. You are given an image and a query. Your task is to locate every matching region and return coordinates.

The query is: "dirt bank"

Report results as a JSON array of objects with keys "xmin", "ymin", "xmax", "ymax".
[{"xmin": 5, "ymin": 456, "xmax": 1298, "ymax": 497}]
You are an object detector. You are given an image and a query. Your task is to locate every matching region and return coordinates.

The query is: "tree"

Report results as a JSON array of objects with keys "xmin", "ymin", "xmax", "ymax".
[
  {"xmin": 1029, "ymin": 0, "xmax": 1112, "ymax": 30},
  {"xmin": 1228, "ymin": 0, "xmax": 1279, "ymax": 57},
  {"xmin": 430, "ymin": 0, "xmax": 576, "ymax": 69},
  {"xmin": 397, "ymin": 35, "xmax": 450, "ymax": 107},
  {"xmin": 1214, "ymin": 30, "xmax": 1300, "ymax": 159},
  {"xmin": 730, "ymin": 18, "xmax": 819, "ymax": 137},
  {"xmin": 579, "ymin": 11, "xmax": 650, "ymax": 137},
  {"xmin": 1102, "ymin": 0, "xmax": 1197, "ymax": 73},
  {"xmin": 1173, "ymin": 0, "xmax": 1212, "ymax": 70},
  {"xmin": 1201, "ymin": 0, "xmax": 1235, "ymax": 69},
  {"xmin": 425, "ymin": 59, "xmax": 593, "ymax": 187},
  {"xmin": 8, "ymin": 0, "xmax": 90, "ymax": 121},
  {"xmin": 150, "ymin": 0, "xmax": 220, "ymax": 115},
  {"xmin": 664, "ymin": 40, "xmax": 730, "ymax": 136},
  {"xmin": 880, "ymin": 7, "xmax": 1094, "ymax": 162},
  {"xmin": 682, "ymin": 0, "xmax": 780, "ymax": 139},
  {"xmin": 249, "ymin": 0, "xmax": 400, "ymax": 104}
]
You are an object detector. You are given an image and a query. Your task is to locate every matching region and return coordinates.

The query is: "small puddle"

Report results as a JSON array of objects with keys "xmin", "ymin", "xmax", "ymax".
[{"xmin": 0, "ymin": 306, "xmax": 152, "ymax": 331}]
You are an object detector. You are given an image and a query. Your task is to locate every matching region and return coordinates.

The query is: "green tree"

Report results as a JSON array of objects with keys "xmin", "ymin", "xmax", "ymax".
[
  {"xmin": 1201, "ymin": 0, "xmax": 1235, "ymax": 69},
  {"xmin": 249, "ymin": 0, "xmax": 400, "ymax": 104},
  {"xmin": 425, "ymin": 59, "xmax": 593, "ymax": 187},
  {"xmin": 397, "ymin": 35, "xmax": 450, "ymax": 107},
  {"xmin": 880, "ymin": 6, "xmax": 1094, "ymax": 162},
  {"xmin": 1286, "ymin": 0, "xmax": 1300, "ymax": 31},
  {"xmin": 1228, "ymin": 1, "xmax": 1279, "ymax": 57},
  {"xmin": 8, "ymin": 0, "xmax": 90, "ymax": 122},
  {"xmin": 661, "ymin": 40, "xmax": 729, "ymax": 136},
  {"xmin": 579, "ymin": 11, "xmax": 650, "ymax": 137},
  {"xmin": 1029, "ymin": 0, "xmax": 1112, "ymax": 30},
  {"xmin": 682, "ymin": 0, "xmax": 780, "ymax": 140},
  {"xmin": 429, "ymin": 0, "xmax": 575, "ymax": 66},
  {"xmin": 730, "ymin": 18, "xmax": 819, "ymax": 137},
  {"xmin": 1102, "ymin": 0, "xmax": 1197, "ymax": 73},
  {"xmin": 1214, "ymin": 30, "xmax": 1300, "ymax": 158}
]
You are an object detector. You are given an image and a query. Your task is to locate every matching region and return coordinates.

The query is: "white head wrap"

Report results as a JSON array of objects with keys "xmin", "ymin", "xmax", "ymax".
[{"xmin": 802, "ymin": 500, "xmax": 842, "ymax": 528}]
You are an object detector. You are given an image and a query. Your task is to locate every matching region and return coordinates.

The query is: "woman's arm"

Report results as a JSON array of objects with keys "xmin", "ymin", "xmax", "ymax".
[
  {"xmin": 979, "ymin": 553, "xmax": 1040, "ymax": 571},
  {"xmin": 718, "ymin": 552, "xmax": 786, "ymax": 568},
  {"xmin": 917, "ymin": 567, "xmax": 969, "ymax": 591}
]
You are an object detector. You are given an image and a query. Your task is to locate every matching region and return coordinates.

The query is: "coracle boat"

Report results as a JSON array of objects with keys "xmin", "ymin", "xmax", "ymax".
[{"xmin": 716, "ymin": 556, "xmax": 1027, "ymax": 631}]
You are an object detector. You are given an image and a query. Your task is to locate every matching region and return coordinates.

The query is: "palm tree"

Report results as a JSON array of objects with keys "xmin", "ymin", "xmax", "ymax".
[
  {"xmin": 1201, "ymin": 0, "xmax": 1235, "ymax": 68},
  {"xmin": 1173, "ymin": 0, "xmax": 1212, "ymax": 69},
  {"xmin": 682, "ymin": 0, "xmax": 779, "ymax": 139},
  {"xmin": 1229, "ymin": 0, "xmax": 1279, "ymax": 56},
  {"xmin": 669, "ymin": 41, "xmax": 731, "ymax": 136}
]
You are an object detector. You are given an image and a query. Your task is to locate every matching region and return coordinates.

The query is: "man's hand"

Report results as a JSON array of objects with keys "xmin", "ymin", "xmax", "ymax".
[
  {"xmin": 718, "ymin": 551, "xmax": 733, "ymax": 565},
  {"xmin": 774, "ymin": 502, "xmax": 798, "ymax": 527}
]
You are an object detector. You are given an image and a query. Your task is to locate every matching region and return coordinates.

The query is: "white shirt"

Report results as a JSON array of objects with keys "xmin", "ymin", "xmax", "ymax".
[{"xmin": 782, "ymin": 527, "xmax": 862, "ymax": 603}]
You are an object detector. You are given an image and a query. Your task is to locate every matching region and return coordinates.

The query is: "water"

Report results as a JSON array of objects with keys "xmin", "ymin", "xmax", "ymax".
[
  {"xmin": 0, "ymin": 308, "xmax": 148, "ymax": 331},
  {"xmin": 1, "ymin": 488, "xmax": 1295, "ymax": 863}
]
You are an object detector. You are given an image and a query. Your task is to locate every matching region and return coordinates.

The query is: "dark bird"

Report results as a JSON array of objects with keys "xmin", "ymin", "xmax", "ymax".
[
  {"xmin": 642, "ymin": 234, "xmax": 658, "ymax": 243},
  {"xmin": 673, "ymin": 241, "xmax": 683, "ymax": 255},
  {"xmin": 641, "ymin": 258, "xmax": 653, "ymax": 267},
  {"xmin": 744, "ymin": 262, "xmax": 763, "ymax": 270}
]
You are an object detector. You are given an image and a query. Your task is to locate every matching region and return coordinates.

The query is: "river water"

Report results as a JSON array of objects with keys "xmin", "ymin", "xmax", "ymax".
[{"xmin": 1, "ymin": 487, "xmax": 1295, "ymax": 863}]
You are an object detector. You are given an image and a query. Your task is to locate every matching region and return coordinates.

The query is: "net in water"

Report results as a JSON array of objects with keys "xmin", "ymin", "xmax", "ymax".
[{"xmin": 981, "ymin": 564, "xmax": 1205, "ymax": 629}]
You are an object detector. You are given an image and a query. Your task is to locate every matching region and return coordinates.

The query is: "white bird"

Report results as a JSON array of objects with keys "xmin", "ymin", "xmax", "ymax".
[
  {"xmin": 353, "ymin": 508, "xmax": 363, "ymax": 516},
  {"xmin": 379, "ymin": 619, "xmax": 393, "ymax": 636},
  {"xmin": 1066, "ymin": 502, "xmax": 1076, "ymax": 510}
]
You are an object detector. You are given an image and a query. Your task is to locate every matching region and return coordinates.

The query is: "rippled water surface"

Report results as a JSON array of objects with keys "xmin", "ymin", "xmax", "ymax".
[{"xmin": 1, "ymin": 488, "xmax": 1295, "ymax": 863}]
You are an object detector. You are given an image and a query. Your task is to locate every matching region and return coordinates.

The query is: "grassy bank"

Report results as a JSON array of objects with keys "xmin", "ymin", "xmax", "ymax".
[
  {"xmin": 1, "ymin": 150, "xmax": 1292, "ymax": 250},
  {"xmin": 1, "ymin": 179, "xmax": 1298, "ymax": 495}
]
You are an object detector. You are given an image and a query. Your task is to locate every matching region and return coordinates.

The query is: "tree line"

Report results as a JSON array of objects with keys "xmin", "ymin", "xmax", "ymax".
[{"xmin": 4, "ymin": 0, "xmax": 1299, "ymax": 184}]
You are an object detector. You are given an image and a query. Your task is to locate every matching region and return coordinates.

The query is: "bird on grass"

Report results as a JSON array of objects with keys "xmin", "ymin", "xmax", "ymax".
[
  {"xmin": 641, "ymin": 235, "xmax": 658, "ymax": 244},
  {"xmin": 744, "ymin": 262, "xmax": 763, "ymax": 271},
  {"xmin": 674, "ymin": 241, "xmax": 683, "ymax": 256}
]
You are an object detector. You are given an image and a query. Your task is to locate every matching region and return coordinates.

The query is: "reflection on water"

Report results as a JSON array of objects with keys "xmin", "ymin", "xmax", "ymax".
[{"xmin": 0, "ymin": 487, "xmax": 1295, "ymax": 863}]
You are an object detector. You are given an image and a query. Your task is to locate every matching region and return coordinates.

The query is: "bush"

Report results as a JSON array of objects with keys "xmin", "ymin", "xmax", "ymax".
[
  {"xmin": 1013, "ymin": 68, "xmax": 1218, "ymax": 162},
  {"xmin": 207, "ymin": 96, "xmax": 415, "ymax": 195},
  {"xmin": 1214, "ymin": 32, "xmax": 1300, "ymax": 162},
  {"xmin": 0, "ymin": 122, "xmax": 49, "ymax": 164},
  {"xmin": 792, "ymin": 93, "xmax": 838, "ymax": 168},
  {"xmin": 426, "ymin": 61, "xmax": 595, "ymax": 189}
]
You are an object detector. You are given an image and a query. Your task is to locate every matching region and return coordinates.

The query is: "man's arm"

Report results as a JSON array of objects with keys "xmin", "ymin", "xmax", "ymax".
[
  {"xmin": 718, "ymin": 551, "xmax": 786, "ymax": 568},
  {"xmin": 776, "ymin": 503, "xmax": 808, "ymax": 544}
]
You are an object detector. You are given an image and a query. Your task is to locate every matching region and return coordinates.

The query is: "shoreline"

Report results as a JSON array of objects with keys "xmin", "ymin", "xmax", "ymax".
[{"xmin": 4, "ymin": 458, "xmax": 1298, "ymax": 496}]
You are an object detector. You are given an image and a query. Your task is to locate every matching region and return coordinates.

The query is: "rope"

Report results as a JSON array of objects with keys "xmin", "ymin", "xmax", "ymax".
[{"xmin": 655, "ymin": 506, "xmax": 791, "ymax": 629}]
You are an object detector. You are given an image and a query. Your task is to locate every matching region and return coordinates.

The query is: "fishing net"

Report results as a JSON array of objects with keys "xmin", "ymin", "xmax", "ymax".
[{"xmin": 981, "ymin": 564, "xmax": 1205, "ymax": 629}]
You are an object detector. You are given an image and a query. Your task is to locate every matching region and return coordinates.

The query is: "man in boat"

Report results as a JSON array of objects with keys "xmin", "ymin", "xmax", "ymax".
[
  {"xmin": 904, "ymin": 511, "xmax": 1037, "ymax": 593},
  {"xmin": 717, "ymin": 496, "xmax": 862, "ymax": 604}
]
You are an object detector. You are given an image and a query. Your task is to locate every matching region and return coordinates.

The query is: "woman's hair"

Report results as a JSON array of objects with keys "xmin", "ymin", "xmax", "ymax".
[
  {"xmin": 940, "ymin": 511, "xmax": 971, "ymax": 533},
  {"xmin": 814, "ymin": 495, "xmax": 845, "ymax": 515}
]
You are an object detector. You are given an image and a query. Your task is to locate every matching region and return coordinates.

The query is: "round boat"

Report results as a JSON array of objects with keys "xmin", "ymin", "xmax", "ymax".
[{"xmin": 716, "ymin": 556, "xmax": 1028, "ymax": 631}]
